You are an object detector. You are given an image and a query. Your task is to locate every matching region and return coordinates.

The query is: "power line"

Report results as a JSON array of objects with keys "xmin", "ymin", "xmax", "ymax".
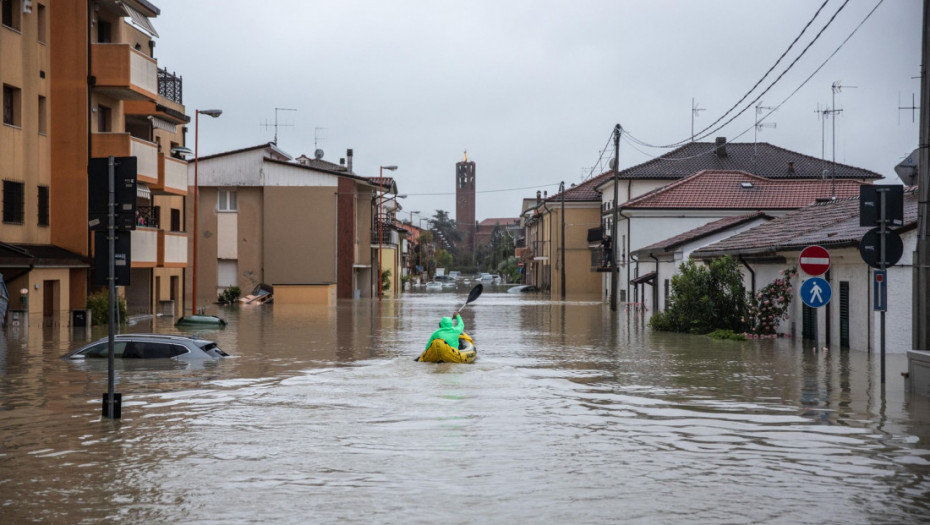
[
  {"xmin": 406, "ymin": 181, "xmax": 562, "ymax": 197},
  {"xmin": 625, "ymin": 0, "xmax": 848, "ymax": 150}
]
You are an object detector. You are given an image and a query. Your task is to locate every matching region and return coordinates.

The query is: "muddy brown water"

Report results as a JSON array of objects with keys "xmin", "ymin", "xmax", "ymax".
[{"xmin": 2, "ymin": 288, "xmax": 929, "ymax": 523}]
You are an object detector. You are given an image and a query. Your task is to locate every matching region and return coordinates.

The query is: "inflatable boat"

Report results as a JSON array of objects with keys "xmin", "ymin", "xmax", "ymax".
[{"xmin": 416, "ymin": 333, "xmax": 477, "ymax": 364}]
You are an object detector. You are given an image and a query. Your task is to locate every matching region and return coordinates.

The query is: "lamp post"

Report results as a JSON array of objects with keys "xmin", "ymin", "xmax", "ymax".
[
  {"xmin": 192, "ymin": 109, "xmax": 222, "ymax": 315},
  {"xmin": 377, "ymin": 165, "xmax": 398, "ymax": 300},
  {"xmin": 408, "ymin": 211, "xmax": 420, "ymax": 285}
]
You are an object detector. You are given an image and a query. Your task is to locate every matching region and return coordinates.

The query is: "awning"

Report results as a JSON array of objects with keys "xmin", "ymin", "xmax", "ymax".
[
  {"xmin": 150, "ymin": 116, "xmax": 176, "ymax": 132},
  {"xmin": 631, "ymin": 271, "xmax": 657, "ymax": 285},
  {"xmin": 137, "ymin": 183, "xmax": 151, "ymax": 200},
  {"xmin": 120, "ymin": 2, "xmax": 159, "ymax": 37}
]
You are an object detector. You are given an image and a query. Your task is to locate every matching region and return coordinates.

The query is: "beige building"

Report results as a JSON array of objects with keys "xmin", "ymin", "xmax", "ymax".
[
  {"xmin": 188, "ymin": 144, "xmax": 396, "ymax": 307},
  {"xmin": 1, "ymin": 0, "xmax": 190, "ymax": 324}
]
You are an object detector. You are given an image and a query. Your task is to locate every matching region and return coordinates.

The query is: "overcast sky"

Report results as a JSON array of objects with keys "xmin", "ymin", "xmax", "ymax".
[{"xmin": 153, "ymin": 0, "xmax": 922, "ymax": 222}]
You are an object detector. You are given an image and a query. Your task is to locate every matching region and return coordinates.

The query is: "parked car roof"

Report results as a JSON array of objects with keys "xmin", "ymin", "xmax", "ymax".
[{"xmin": 63, "ymin": 334, "xmax": 229, "ymax": 360}]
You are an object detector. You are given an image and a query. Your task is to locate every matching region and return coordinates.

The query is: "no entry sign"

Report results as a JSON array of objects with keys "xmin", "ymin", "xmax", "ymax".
[{"xmin": 799, "ymin": 245, "xmax": 831, "ymax": 276}]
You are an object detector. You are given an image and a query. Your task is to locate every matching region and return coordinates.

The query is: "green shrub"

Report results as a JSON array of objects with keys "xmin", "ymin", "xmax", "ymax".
[
  {"xmin": 707, "ymin": 329, "xmax": 747, "ymax": 341},
  {"xmin": 218, "ymin": 286, "xmax": 241, "ymax": 304},
  {"xmin": 746, "ymin": 267, "xmax": 796, "ymax": 335},
  {"xmin": 87, "ymin": 290, "xmax": 127, "ymax": 325},
  {"xmin": 381, "ymin": 269, "xmax": 392, "ymax": 291},
  {"xmin": 650, "ymin": 256, "xmax": 748, "ymax": 334}
]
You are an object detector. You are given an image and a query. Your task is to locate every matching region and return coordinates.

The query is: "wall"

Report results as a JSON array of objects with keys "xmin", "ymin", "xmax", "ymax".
[
  {"xmin": 274, "ymin": 284, "xmax": 336, "ymax": 306},
  {"xmin": 263, "ymin": 186, "xmax": 337, "ymax": 285}
]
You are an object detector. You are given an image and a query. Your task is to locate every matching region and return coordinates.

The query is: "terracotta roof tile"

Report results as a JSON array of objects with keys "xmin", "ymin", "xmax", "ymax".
[
  {"xmin": 692, "ymin": 190, "xmax": 917, "ymax": 257},
  {"xmin": 622, "ymin": 170, "xmax": 865, "ymax": 210},
  {"xmin": 633, "ymin": 212, "xmax": 771, "ymax": 255},
  {"xmin": 547, "ymin": 141, "xmax": 881, "ymax": 204}
]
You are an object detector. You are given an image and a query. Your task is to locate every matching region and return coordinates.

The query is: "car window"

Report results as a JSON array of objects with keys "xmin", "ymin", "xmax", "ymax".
[
  {"xmin": 81, "ymin": 341, "xmax": 127, "ymax": 358},
  {"xmin": 137, "ymin": 342, "xmax": 188, "ymax": 358}
]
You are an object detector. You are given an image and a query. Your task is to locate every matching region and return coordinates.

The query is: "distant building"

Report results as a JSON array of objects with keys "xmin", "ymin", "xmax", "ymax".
[
  {"xmin": 475, "ymin": 218, "xmax": 520, "ymax": 248},
  {"xmin": 455, "ymin": 153, "xmax": 476, "ymax": 251}
]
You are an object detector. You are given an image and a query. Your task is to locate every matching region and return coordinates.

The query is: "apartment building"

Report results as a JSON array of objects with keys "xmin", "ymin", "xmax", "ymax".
[
  {"xmin": 46, "ymin": 0, "xmax": 189, "ymax": 318},
  {"xmin": 2, "ymin": 0, "xmax": 87, "ymax": 324}
]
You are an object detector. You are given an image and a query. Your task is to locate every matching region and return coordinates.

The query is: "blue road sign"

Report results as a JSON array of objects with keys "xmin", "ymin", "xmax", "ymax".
[
  {"xmin": 873, "ymin": 270, "xmax": 887, "ymax": 312},
  {"xmin": 800, "ymin": 277, "xmax": 832, "ymax": 308}
]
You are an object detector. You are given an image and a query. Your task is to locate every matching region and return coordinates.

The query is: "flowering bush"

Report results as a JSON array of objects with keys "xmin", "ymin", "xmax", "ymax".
[{"xmin": 745, "ymin": 267, "xmax": 796, "ymax": 336}]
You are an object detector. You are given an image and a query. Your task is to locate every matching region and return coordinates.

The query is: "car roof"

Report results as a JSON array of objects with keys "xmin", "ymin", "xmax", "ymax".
[{"xmin": 104, "ymin": 334, "xmax": 214, "ymax": 344}]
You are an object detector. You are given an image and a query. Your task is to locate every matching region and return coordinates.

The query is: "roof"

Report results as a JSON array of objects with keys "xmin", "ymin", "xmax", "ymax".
[
  {"xmin": 478, "ymin": 218, "xmax": 519, "ymax": 227},
  {"xmin": 692, "ymin": 189, "xmax": 918, "ymax": 258},
  {"xmin": 632, "ymin": 212, "xmax": 771, "ymax": 256},
  {"xmin": 541, "ymin": 140, "xmax": 882, "ymax": 205},
  {"xmin": 0, "ymin": 243, "xmax": 90, "ymax": 268},
  {"xmin": 608, "ymin": 141, "xmax": 881, "ymax": 182},
  {"xmin": 621, "ymin": 170, "xmax": 865, "ymax": 210},
  {"xmin": 197, "ymin": 142, "xmax": 292, "ymax": 162},
  {"xmin": 369, "ymin": 176, "xmax": 398, "ymax": 193},
  {"xmin": 294, "ymin": 155, "xmax": 352, "ymax": 173}
]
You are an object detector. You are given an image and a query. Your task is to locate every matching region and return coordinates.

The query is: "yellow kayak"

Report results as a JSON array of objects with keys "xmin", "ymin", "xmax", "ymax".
[{"xmin": 416, "ymin": 333, "xmax": 477, "ymax": 364}]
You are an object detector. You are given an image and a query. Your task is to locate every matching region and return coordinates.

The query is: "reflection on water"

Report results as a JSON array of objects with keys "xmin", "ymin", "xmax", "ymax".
[{"xmin": 1, "ymin": 291, "xmax": 929, "ymax": 523}]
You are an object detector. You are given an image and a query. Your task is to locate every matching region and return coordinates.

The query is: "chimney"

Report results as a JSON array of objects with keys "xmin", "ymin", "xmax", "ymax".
[
  {"xmin": 346, "ymin": 149, "xmax": 354, "ymax": 173},
  {"xmin": 788, "ymin": 161, "xmax": 795, "ymax": 173},
  {"xmin": 339, "ymin": 158, "xmax": 345, "ymax": 166},
  {"xmin": 536, "ymin": 190, "xmax": 541, "ymax": 205},
  {"xmin": 715, "ymin": 137, "xmax": 727, "ymax": 158}
]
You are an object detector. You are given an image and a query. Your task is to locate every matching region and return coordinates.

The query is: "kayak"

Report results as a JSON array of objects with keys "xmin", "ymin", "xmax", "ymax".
[{"xmin": 416, "ymin": 333, "xmax": 477, "ymax": 364}]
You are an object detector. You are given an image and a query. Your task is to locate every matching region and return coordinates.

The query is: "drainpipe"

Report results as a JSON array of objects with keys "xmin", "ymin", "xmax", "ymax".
[
  {"xmin": 618, "ymin": 207, "xmax": 632, "ymax": 304},
  {"xmin": 738, "ymin": 255, "xmax": 756, "ymax": 295},
  {"xmin": 651, "ymin": 253, "xmax": 660, "ymax": 312}
]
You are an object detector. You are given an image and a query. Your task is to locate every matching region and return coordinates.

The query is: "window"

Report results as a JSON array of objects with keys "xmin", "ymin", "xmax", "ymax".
[
  {"xmin": 37, "ymin": 185, "xmax": 48, "ymax": 226},
  {"xmin": 97, "ymin": 104, "xmax": 111, "ymax": 132},
  {"xmin": 3, "ymin": 84, "xmax": 21, "ymax": 127},
  {"xmin": 3, "ymin": 180, "xmax": 24, "ymax": 223},
  {"xmin": 36, "ymin": 3, "xmax": 45, "ymax": 42},
  {"xmin": 97, "ymin": 19, "xmax": 111, "ymax": 43},
  {"xmin": 37, "ymin": 95, "xmax": 46, "ymax": 133},
  {"xmin": 2, "ymin": 0, "xmax": 21, "ymax": 30},
  {"xmin": 218, "ymin": 190, "xmax": 237, "ymax": 212},
  {"xmin": 170, "ymin": 208, "xmax": 181, "ymax": 231}
]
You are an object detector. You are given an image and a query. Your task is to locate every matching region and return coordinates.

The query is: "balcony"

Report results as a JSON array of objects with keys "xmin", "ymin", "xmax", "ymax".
[
  {"xmin": 158, "ymin": 68, "xmax": 183, "ymax": 105},
  {"xmin": 159, "ymin": 231, "xmax": 188, "ymax": 267},
  {"xmin": 371, "ymin": 224, "xmax": 400, "ymax": 247},
  {"xmin": 152, "ymin": 153, "xmax": 188, "ymax": 195},
  {"xmin": 91, "ymin": 43, "xmax": 158, "ymax": 101},
  {"xmin": 131, "ymin": 227, "xmax": 158, "ymax": 267},
  {"xmin": 91, "ymin": 133, "xmax": 158, "ymax": 185}
]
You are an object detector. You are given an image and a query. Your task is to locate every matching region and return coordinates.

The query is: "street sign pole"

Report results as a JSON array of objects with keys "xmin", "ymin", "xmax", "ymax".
[{"xmin": 880, "ymin": 188, "xmax": 888, "ymax": 384}]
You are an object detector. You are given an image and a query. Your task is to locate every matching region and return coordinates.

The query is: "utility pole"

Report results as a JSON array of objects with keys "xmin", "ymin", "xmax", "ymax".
[
  {"xmin": 559, "ymin": 181, "xmax": 566, "ymax": 300},
  {"xmin": 610, "ymin": 125, "xmax": 621, "ymax": 312},
  {"xmin": 914, "ymin": 0, "xmax": 930, "ymax": 351}
]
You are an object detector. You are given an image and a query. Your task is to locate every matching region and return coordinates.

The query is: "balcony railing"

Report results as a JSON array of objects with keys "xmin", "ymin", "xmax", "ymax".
[
  {"xmin": 131, "ymin": 228, "xmax": 158, "ymax": 267},
  {"xmin": 371, "ymin": 227, "xmax": 400, "ymax": 247},
  {"xmin": 91, "ymin": 43, "xmax": 158, "ymax": 101},
  {"xmin": 154, "ymin": 153, "xmax": 187, "ymax": 195},
  {"xmin": 159, "ymin": 231, "xmax": 187, "ymax": 267},
  {"xmin": 157, "ymin": 67, "xmax": 183, "ymax": 104},
  {"xmin": 137, "ymin": 206, "xmax": 160, "ymax": 228},
  {"xmin": 590, "ymin": 247, "xmax": 616, "ymax": 272},
  {"xmin": 91, "ymin": 133, "xmax": 158, "ymax": 184}
]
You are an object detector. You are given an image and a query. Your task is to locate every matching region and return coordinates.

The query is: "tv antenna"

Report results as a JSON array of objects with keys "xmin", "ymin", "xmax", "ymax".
[
  {"xmin": 814, "ymin": 103, "xmax": 834, "ymax": 164},
  {"xmin": 260, "ymin": 107, "xmax": 297, "ymax": 145},
  {"xmin": 898, "ymin": 92, "xmax": 919, "ymax": 124},
  {"xmin": 829, "ymin": 81, "xmax": 856, "ymax": 198},
  {"xmin": 753, "ymin": 101, "xmax": 776, "ymax": 150},
  {"xmin": 691, "ymin": 98, "xmax": 705, "ymax": 142}
]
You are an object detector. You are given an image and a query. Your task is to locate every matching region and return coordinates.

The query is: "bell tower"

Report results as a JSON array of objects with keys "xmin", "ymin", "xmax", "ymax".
[{"xmin": 455, "ymin": 151, "xmax": 476, "ymax": 251}]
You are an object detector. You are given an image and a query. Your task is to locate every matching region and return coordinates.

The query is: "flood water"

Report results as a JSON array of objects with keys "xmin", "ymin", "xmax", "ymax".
[{"xmin": 2, "ymin": 287, "xmax": 930, "ymax": 524}]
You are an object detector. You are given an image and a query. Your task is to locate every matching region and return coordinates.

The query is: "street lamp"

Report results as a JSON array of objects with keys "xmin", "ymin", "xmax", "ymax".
[
  {"xmin": 192, "ymin": 109, "xmax": 222, "ymax": 315},
  {"xmin": 377, "ymin": 165, "xmax": 398, "ymax": 300}
]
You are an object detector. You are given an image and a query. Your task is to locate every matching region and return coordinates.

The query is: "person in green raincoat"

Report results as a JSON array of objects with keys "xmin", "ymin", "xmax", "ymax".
[{"xmin": 425, "ymin": 313, "xmax": 465, "ymax": 350}]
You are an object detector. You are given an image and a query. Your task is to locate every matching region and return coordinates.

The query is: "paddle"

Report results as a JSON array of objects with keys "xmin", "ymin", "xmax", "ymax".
[{"xmin": 456, "ymin": 283, "xmax": 483, "ymax": 313}]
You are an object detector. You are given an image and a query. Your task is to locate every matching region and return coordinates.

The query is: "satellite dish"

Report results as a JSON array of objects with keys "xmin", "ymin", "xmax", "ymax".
[
  {"xmin": 894, "ymin": 148, "xmax": 919, "ymax": 186},
  {"xmin": 314, "ymin": 149, "xmax": 324, "ymax": 159},
  {"xmin": 609, "ymin": 158, "xmax": 618, "ymax": 170}
]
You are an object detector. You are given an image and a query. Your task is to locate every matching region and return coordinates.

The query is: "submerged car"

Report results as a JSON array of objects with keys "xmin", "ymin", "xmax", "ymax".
[{"xmin": 63, "ymin": 334, "xmax": 229, "ymax": 360}]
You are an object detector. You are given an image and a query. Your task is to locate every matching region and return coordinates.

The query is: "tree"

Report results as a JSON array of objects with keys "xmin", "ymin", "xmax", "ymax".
[
  {"xmin": 430, "ymin": 209, "xmax": 462, "ymax": 250},
  {"xmin": 650, "ymin": 256, "xmax": 748, "ymax": 334}
]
